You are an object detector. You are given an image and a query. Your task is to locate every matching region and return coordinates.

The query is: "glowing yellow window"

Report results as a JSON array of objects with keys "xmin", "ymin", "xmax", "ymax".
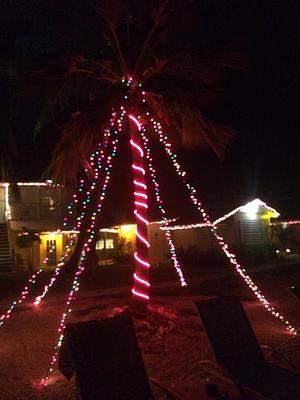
[
  {"xmin": 106, "ymin": 239, "xmax": 114, "ymax": 249},
  {"xmin": 96, "ymin": 240, "xmax": 104, "ymax": 250}
]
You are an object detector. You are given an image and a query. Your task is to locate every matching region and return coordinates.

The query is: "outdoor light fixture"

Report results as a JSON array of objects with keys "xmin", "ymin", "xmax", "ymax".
[
  {"xmin": 242, "ymin": 199, "xmax": 263, "ymax": 219},
  {"xmin": 120, "ymin": 224, "xmax": 134, "ymax": 232}
]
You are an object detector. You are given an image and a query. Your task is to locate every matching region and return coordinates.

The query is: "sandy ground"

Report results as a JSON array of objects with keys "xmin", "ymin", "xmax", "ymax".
[{"xmin": 0, "ymin": 268, "xmax": 300, "ymax": 400}]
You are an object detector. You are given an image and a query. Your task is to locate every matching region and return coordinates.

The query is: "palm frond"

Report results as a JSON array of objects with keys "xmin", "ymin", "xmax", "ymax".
[
  {"xmin": 135, "ymin": 0, "xmax": 199, "ymax": 75},
  {"xmin": 146, "ymin": 79, "xmax": 234, "ymax": 159},
  {"xmin": 181, "ymin": 110, "xmax": 234, "ymax": 159},
  {"xmin": 20, "ymin": 57, "xmax": 120, "ymax": 139},
  {"xmin": 144, "ymin": 40, "xmax": 248, "ymax": 85},
  {"xmin": 212, "ymin": 39, "xmax": 249, "ymax": 71},
  {"xmin": 69, "ymin": 56, "xmax": 121, "ymax": 82},
  {"xmin": 144, "ymin": 55, "xmax": 222, "ymax": 84},
  {"xmin": 88, "ymin": 0, "xmax": 129, "ymax": 74},
  {"xmin": 18, "ymin": 0, "xmax": 248, "ymax": 183},
  {"xmin": 47, "ymin": 107, "xmax": 107, "ymax": 186}
]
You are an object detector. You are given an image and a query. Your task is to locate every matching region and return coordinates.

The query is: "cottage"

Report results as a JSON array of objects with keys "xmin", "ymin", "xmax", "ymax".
[
  {"xmin": 0, "ymin": 182, "xmax": 72, "ymax": 272},
  {"xmin": 161, "ymin": 198, "xmax": 279, "ymax": 247},
  {"xmin": 0, "ymin": 181, "xmax": 287, "ymax": 272},
  {"xmin": 95, "ymin": 199, "xmax": 281, "ymax": 266}
]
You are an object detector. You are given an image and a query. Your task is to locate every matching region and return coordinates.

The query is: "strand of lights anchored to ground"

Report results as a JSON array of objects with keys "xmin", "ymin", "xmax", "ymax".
[
  {"xmin": 152, "ymin": 118, "xmax": 296, "ymax": 335},
  {"xmin": 36, "ymin": 134, "xmax": 111, "ymax": 304},
  {"xmin": 73, "ymin": 124, "xmax": 114, "ymax": 231},
  {"xmin": 0, "ymin": 111, "xmax": 121, "ymax": 331},
  {"xmin": 129, "ymin": 114, "xmax": 150, "ymax": 302},
  {"xmin": 0, "ymin": 242, "xmax": 56, "ymax": 328},
  {"xmin": 34, "ymin": 115, "xmax": 119, "ymax": 306},
  {"xmin": 41, "ymin": 115, "xmax": 123, "ymax": 387},
  {"xmin": 0, "ymin": 129, "xmax": 114, "ymax": 325},
  {"xmin": 140, "ymin": 123, "xmax": 187, "ymax": 287}
]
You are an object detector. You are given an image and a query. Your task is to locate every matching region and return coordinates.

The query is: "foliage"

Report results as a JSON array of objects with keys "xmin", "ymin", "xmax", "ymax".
[
  {"xmin": 16, "ymin": 228, "xmax": 41, "ymax": 271},
  {"xmin": 177, "ymin": 245, "xmax": 225, "ymax": 268},
  {"xmin": 98, "ymin": 236, "xmax": 133, "ymax": 264},
  {"xmin": 271, "ymin": 223, "xmax": 299, "ymax": 252},
  {"xmin": 231, "ymin": 242, "xmax": 277, "ymax": 264},
  {"xmin": 23, "ymin": 0, "xmax": 248, "ymax": 185}
]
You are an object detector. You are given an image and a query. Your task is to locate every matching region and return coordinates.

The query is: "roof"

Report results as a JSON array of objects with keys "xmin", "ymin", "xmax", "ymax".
[{"xmin": 160, "ymin": 198, "xmax": 280, "ymax": 231}]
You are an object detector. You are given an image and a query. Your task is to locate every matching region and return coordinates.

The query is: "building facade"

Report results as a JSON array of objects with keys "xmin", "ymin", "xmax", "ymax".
[
  {"xmin": 0, "ymin": 182, "xmax": 72, "ymax": 272},
  {"xmin": 0, "ymin": 183, "xmax": 288, "ymax": 273}
]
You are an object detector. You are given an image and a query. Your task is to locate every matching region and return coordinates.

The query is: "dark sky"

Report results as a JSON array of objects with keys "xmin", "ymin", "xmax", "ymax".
[{"xmin": 1, "ymin": 0, "xmax": 300, "ymax": 221}]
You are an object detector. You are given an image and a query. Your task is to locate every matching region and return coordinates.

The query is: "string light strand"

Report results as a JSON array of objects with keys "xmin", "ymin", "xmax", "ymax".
[
  {"xmin": 153, "ymin": 118, "xmax": 296, "ymax": 335},
  {"xmin": 140, "ymin": 125, "xmax": 187, "ymax": 287},
  {"xmin": 41, "ymin": 112, "xmax": 124, "ymax": 386}
]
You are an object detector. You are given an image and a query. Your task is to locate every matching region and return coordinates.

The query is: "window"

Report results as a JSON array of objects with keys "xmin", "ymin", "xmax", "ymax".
[
  {"xmin": 106, "ymin": 239, "xmax": 114, "ymax": 249},
  {"xmin": 96, "ymin": 239, "xmax": 104, "ymax": 250},
  {"xmin": 95, "ymin": 238, "xmax": 114, "ymax": 250},
  {"xmin": 46, "ymin": 240, "xmax": 57, "ymax": 266}
]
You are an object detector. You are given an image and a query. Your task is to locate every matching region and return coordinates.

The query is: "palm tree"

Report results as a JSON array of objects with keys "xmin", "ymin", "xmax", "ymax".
[{"xmin": 26, "ymin": 0, "xmax": 247, "ymax": 309}]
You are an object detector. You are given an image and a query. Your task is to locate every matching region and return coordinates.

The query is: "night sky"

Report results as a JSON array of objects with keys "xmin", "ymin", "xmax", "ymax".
[{"xmin": 1, "ymin": 0, "xmax": 300, "ymax": 221}]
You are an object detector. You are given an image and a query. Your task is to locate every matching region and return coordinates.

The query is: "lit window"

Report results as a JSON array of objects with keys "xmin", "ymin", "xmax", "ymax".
[
  {"xmin": 96, "ymin": 240, "xmax": 104, "ymax": 250},
  {"xmin": 106, "ymin": 239, "xmax": 114, "ymax": 249}
]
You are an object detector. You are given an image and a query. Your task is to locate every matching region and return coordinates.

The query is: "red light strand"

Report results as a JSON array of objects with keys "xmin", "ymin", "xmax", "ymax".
[
  {"xmin": 132, "ymin": 164, "xmax": 146, "ymax": 175},
  {"xmin": 134, "ymin": 252, "xmax": 150, "ymax": 268},
  {"xmin": 129, "ymin": 114, "xmax": 150, "ymax": 301},
  {"xmin": 132, "ymin": 288, "xmax": 150, "ymax": 300},
  {"xmin": 134, "ymin": 180, "xmax": 147, "ymax": 190}
]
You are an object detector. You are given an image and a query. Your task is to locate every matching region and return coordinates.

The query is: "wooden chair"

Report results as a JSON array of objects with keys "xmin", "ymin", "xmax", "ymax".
[
  {"xmin": 59, "ymin": 311, "xmax": 182, "ymax": 400},
  {"xmin": 195, "ymin": 295, "xmax": 300, "ymax": 400}
]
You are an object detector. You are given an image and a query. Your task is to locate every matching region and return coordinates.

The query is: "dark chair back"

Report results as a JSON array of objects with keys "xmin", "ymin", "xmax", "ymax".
[
  {"xmin": 289, "ymin": 286, "xmax": 300, "ymax": 302},
  {"xmin": 66, "ymin": 312, "xmax": 153, "ymax": 400},
  {"xmin": 195, "ymin": 296, "xmax": 265, "ymax": 376}
]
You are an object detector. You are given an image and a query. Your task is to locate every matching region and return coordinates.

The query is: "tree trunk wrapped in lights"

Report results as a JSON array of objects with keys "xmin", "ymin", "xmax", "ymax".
[{"xmin": 129, "ymin": 114, "xmax": 150, "ymax": 313}]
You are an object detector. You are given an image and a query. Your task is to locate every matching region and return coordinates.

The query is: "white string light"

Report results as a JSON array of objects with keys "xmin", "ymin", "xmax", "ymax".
[
  {"xmin": 140, "ymin": 125, "xmax": 187, "ymax": 287},
  {"xmin": 153, "ymin": 118, "xmax": 296, "ymax": 335},
  {"xmin": 41, "ymin": 111, "xmax": 124, "ymax": 386},
  {"xmin": 35, "ymin": 121, "xmax": 117, "ymax": 306},
  {"xmin": 160, "ymin": 198, "xmax": 279, "ymax": 231}
]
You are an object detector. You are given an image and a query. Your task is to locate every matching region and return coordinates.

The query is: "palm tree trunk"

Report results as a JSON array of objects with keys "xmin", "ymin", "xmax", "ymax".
[{"xmin": 129, "ymin": 116, "xmax": 150, "ymax": 315}]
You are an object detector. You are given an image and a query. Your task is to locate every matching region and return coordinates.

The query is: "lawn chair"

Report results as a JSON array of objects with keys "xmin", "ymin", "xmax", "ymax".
[
  {"xmin": 59, "ymin": 311, "xmax": 182, "ymax": 400},
  {"xmin": 195, "ymin": 295, "xmax": 300, "ymax": 400}
]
